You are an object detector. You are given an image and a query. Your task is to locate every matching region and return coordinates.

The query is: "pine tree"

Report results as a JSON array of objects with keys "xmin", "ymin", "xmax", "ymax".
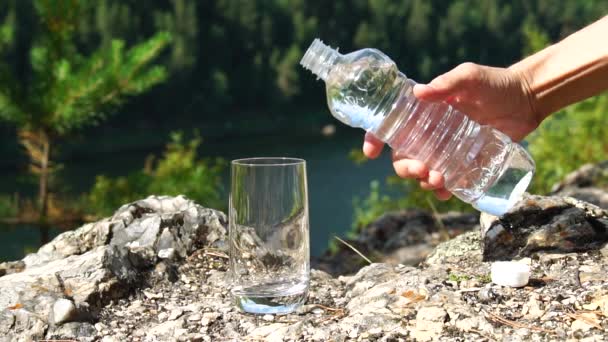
[{"xmin": 0, "ymin": 0, "xmax": 171, "ymax": 222}]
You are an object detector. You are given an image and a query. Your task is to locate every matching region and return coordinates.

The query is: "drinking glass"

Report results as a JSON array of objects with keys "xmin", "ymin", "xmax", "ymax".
[{"xmin": 229, "ymin": 157, "xmax": 310, "ymax": 314}]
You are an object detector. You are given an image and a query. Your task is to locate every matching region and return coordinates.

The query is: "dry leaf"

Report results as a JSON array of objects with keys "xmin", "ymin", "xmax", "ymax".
[
  {"xmin": 401, "ymin": 289, "xmax": 426, "ymax": 305},
  {"xmin": 8, "ymin": 303, "xmax": 23, "ymax": 310}
]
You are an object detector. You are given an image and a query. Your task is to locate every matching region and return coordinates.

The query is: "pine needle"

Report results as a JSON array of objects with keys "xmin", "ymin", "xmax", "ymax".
[
  {"xmin": 426, "ymin": 197, "xmax": 450, "ymax": 241},
  {"xmin": 334, "ymin": 236, "xmax": 372, "ymax": 264},
  {"xmin": 486, "ymin": 311, "xmax": 556, "ymax": 335}
]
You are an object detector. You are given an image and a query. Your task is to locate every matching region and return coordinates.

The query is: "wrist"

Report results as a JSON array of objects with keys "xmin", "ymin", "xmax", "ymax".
[{"xmin": 507, "ymin": 64, "xmax": 545, "ymax": 127}]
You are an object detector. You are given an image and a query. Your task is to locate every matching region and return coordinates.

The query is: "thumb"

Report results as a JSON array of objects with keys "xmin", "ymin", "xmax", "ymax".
[{"xmin": 413, "ymin": 62, "xmax": 479, "ymax": 102}]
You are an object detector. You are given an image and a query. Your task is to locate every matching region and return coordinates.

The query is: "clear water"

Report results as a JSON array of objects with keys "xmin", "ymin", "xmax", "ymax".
[
  {"xmin": 473, "ymin": 169, "xmax": 534, "ymax": 216},
  {"xmin": 232, "ymin": 278, "xmax": 308, "ymax": 314}
]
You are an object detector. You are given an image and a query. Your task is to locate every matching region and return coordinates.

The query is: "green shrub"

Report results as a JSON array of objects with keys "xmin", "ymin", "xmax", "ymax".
[
  {"xmin": 352, "ymin": 175, "xmax": 473, "ymax": 231},
  {"xmin": 528, "ymin": 93, "xmax": 608, "ymax": 194},
  {"xmin": 87, "ymin": 132, "xmax": 225, "ymax": 217}
]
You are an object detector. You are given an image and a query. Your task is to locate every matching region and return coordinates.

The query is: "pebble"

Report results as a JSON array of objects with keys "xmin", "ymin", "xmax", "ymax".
[
  {"xmin": 169, "ymin": 309, "xmax": 184, "ymax": 321},
  {"xmin": 158, "ymin": 312, "xmax": 168, "ymax": 322},
  {"xmin": 188, "ymin": 313, "xmax": 202, "ymax": 322},
  {"xmin": 201, "ymin": 312, "xmax": 220, "ymax": 326},
  {"xmin": 143, "ymin": 290, "xmax": 163, "ymax": 299},
  {"xmin": 262, "ymin": 314, "xmax": 274, "ymax": 322},
  {"xmin": 95, "ymin": 323, "xmax": 107, "ymax": 332},
  {"xmin": 52, "ymin": 298, "xmax": 77, "ymax": 325}
]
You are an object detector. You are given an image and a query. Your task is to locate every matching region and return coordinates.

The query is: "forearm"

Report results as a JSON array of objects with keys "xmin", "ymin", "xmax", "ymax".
[{"xmin": 509, "ymin": 15, "xmax": 608, "ymax": 123}]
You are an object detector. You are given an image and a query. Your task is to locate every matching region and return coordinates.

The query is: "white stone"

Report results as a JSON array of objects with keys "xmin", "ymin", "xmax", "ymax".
[
  {"xmin": 52, "ymin": 298, "xmax": 77, "ymax": 325},
  {"xmin": 158, "ymin": 248, "xmax": 176, "ymax": 259},
  {"xmin": 491, "ymin": 261, "xmax": 530, "ymax": 287},
  {"xmin": 262, "ymin": 314, "xmax": 274, "ymax": 322},
  {"xmin": 143, "ymin": 290, "xmax": 163, "ymax": 299}
]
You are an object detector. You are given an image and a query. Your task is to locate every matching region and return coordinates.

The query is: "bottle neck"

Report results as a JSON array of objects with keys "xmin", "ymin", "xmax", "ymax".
[{"xmin": 300, "ymin": 39, "xmax": 341, "ymax": 81}]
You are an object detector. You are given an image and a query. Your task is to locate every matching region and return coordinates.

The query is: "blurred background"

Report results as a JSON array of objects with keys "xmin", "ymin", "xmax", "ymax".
[{"xmin": 1, "ymin": 0, "xmax": 607, "ymax": 261}]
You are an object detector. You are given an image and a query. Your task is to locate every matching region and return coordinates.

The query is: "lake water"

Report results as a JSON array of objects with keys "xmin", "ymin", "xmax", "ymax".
[{"xmin": 0, "ymin": 125, "xmax": 394, "ymax": 261}]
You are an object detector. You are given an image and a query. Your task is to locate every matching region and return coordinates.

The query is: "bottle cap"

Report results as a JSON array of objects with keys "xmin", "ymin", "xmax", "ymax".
[{"xmin": 491, "ymin": 261, "xmax": 530, "ymax": 287}]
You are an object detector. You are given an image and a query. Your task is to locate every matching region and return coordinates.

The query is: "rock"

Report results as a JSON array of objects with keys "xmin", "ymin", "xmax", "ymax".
[
  {"xmin": 187, "ymin": 313, "xmax": 202, "ymax": 322},
  {"xmin": 4, "ymin": 191, "xmax": 608, "ymax": 341},
  {"xmin": 411, "ymin": 306, "xmax": 447, "ymax": 341},
  {"xmin": 579, "ymin": 265, "xmax": 605, "ymax": 283},
  {"xmin": 551, "ymin": 161, "xmax": 608, "ymax": 194},
  {"xmin": 521, "ymin": 296, "xmax": 544, "ymax": 320},
  {"xmin": 455, "ymin": 316, "xmax": 480, "ymax": 332},
  {"xmin": 571, "ymin": 314, "xmax": 598, "ymax": 333},
  {"xmin": 158, "ymin": 247, "xmax": 177, "ymax": 260},
  {"xmin": 146, "ymin": 318, "xmax": 185, "ymax": 340},
  {"xmin": 424, "ymin": 231, "xmax": 482, "ymax": 266},
  {"xmin": 201, "ymin": 312, "xmax": 219, "ymax": 326},
  {"xmin": 0, "ymin": 195, "xmax": 227, "ymax": 341},
  {"xmin": 314, "ymin": 210, "xmax": 478, "ymax": 275},
  {"xmin": 555, "ymin": 188, "xmax": 608, "ymax": 209},
  {"xmin": 143, "ymin": 290, "xmax": 163, "ymax": 299},
  {"xmin": 46, "ymin": 322, "xmax": 96, "ymax": 341},
  {"xmin": 0, "ymin": 261, "xmax": 25, "ymax": 276},
  {"xmin": 482, "ymin": 194, "xmax": 608, "ymax": 260},
  {"xmin": 169, "ymin": 309, "xmax": 184, "ymax": 321},
  {"xmin": 52, "ymin": 298, "xmax": 78, "ymax": 325}
]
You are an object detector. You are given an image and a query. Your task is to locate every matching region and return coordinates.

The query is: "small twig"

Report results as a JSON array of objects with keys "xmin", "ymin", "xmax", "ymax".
[
  {"xmin": 318, "ymin": 309, "xmax": 346, "ymax": 324},
  {"xmin": 426, "ymin": 197, "xmax": 450, "ymax": 241},
  {"xmin": 334, "ymin": 236, "xmax": 372, "ymax": 264},
  {"xmin": 486, "ymin": 311, "xmax": 556, "ymax": 335},
  {"xmin": 309, "ymin": 303, "xmax": 346, "ymax": 324},
  {"xmin": 468, "ymin": 328, "xmax": 494, "ymax": 339},
  {"xmin": 577, "ymin": 310, "xmax": 605, "ymax": 316},
  {"xmin": 204, "ymin": 251, "xmax": 229, "ymax": 259},
  {"xmin": 313, "ymin": 304, "xmax": 344, "ymax": 313}
]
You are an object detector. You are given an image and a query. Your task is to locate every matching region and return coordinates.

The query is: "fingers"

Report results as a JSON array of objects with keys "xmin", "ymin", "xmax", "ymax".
[
  {"xmin": 420, "ymin": 171, "xmax": 452, "ymax": 201},
  {"xmin": 434, "ymin": 188, "xmax": 452, "ymax": 201},
  {"xmin": 363, "ymin": 132, "xmax": 384, "ymax": 159},
  {"xmin": 392, "ymin": 154, "xmax": 453, "ymax": 201},
  {"xmin": 419, "ymin": 170, "xmax": 445, "ymax": 190},
  {"xmin": 392, "ymin": 157, "xmax": 429, "ymax": 180},
  {"xmin": 413, "ymin": 62, "xmax": 483, "ymax": 102}
]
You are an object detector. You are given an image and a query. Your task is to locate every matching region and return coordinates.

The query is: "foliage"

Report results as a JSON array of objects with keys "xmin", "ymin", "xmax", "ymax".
[
  {"xmin": 87, "ymin": 132, "xmax": 225, "ymax": 217},
  {"xmin": 352, "ymin": 177, "xmax": 473, "ymax": 230},
  {"xmin": 0, "ymin": 0, "xmax": 601, "ymax": 126},
  {"xmin": 0, "ymin": 0, "xmax": 171, "ymax": 220},
  {"xmin": 0, "ymin": 194, "xmax": 17, "ymax": 218},
  {"xmin": 528, "ymin": 93, "xmax": 608, "ymax": 194}
]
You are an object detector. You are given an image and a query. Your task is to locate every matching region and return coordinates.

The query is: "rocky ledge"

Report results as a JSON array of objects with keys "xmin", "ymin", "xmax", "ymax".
[{"xmin": 0, "ymin": 162, "xmax": 607, "ymax": 341}]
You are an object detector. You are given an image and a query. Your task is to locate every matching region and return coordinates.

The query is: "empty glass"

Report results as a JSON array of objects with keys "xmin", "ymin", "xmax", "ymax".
[{"xmin": 229, "ymin": 157, "xmax": 310, "ymax": 314}]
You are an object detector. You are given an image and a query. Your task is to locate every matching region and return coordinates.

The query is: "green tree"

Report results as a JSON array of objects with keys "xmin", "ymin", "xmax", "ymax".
[
  {"xmin": 87, "ymin": 132, "xmax": 225, "ymax": 217},
  {"xmin": 0, "ymin": 0, "xmax": 171, "ymax": 222}
]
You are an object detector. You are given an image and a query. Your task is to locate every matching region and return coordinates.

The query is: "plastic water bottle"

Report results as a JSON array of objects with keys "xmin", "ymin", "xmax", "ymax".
[{"xmin": 300, "ymin": 39, "xmax": 535, "ymax": 216}]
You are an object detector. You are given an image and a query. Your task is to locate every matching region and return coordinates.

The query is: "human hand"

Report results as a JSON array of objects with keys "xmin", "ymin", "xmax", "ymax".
[{"xmin": 362, "ymin": 62, "xmax": 539, "ymax": 200}]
